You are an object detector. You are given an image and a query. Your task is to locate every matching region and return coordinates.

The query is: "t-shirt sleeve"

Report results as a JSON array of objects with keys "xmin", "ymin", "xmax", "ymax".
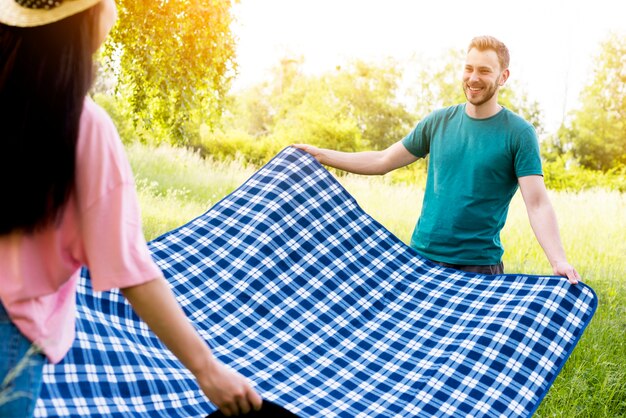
[
  {"xmin": 514, "ymin": 125, "xmax": 543, "ymax": 178},
  {"xmin": 80, "ymin": 184, "xmax": 162, "ymax": 292},
  {"xmin": 401, "ymin": 114, "xmax": 433, "ymax": 158},
  {"xmin": 75, "ymin": 99, "xmax": 162, "ymax": 292}
]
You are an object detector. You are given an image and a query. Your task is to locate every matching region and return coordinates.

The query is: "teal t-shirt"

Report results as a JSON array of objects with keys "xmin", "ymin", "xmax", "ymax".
[{"xmin": 401, "ymin": 104, "xmax": 543, "ymax": 265}]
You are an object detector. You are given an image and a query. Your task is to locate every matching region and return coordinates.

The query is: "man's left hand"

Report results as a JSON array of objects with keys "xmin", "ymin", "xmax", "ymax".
[{"xmin": 553, "ymin": 261, "xmax": 580, "ymax": 285}]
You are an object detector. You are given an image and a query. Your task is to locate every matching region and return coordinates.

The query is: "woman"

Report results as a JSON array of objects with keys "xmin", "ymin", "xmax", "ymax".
[{"xmin": 0, "ymin": 1, "xmax": 262, "ymax": 416}]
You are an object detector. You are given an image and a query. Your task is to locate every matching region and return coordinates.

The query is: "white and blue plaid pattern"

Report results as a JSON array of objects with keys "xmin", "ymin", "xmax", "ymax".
[{"xmin": 36, "ymin": 147, "xmax": 597, "ymax": 417}]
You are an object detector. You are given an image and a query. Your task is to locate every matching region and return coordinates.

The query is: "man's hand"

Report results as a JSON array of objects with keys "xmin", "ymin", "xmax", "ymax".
[
  {"xmin": 292, "ymin": 143, "xmax": 323, "ymax": 162},
  {"xmin": 552, "ymin": 261, "xmax": 580, "ymax": 285}
]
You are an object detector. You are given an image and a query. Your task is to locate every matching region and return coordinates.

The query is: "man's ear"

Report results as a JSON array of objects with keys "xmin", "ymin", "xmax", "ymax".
[{"xmin": 499, "ymin": 69, "xmax": 510, "ymax": 86}]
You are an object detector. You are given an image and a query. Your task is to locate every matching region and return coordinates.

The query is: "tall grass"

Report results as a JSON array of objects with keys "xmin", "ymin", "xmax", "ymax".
[
  {"xmin": 127, "ymin": 143, "xmax": 255, "ymax": 240},
  {"xmin": 129, "ymin": 143, "xmax": 626, "ymax": 417}
]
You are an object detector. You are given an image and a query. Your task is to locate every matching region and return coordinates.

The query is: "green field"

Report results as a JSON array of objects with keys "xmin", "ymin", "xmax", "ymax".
[{"xmin": 130, "ymin": 143, "xmax": 626, "ymax": 417}]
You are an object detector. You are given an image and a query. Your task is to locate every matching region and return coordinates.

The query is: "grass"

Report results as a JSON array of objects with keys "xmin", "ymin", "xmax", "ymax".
[
  {"xmin": 129, "ymin": 143, "xmax": 626, "ymax": 417},
  {"xmin": 127, "ymin": 143, "xmax": 255, "ymax": 240}
]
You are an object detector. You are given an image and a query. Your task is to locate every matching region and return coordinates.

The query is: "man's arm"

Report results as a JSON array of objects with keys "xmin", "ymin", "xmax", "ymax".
[
  {"xmin": 292, "ymin": 141, "xmax": 419, "ymax": 175},
  {"xmin": 518, "ymin": 175, "xmax": 580, "ymax": 284}
]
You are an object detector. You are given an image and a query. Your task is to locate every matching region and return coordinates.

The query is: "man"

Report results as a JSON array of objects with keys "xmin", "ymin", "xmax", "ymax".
[{"xmin": 294, "ymin": 35, "xmax": 579, "ymax": 284}]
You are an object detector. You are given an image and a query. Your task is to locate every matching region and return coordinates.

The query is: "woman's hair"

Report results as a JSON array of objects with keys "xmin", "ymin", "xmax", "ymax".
[
  {"xmin": 0, "ymin": 6, "xmax": 98, "ymax": 235},
  {"xmin": 468, "ymin": 35, "xmax": 510, "ymax": 71}
]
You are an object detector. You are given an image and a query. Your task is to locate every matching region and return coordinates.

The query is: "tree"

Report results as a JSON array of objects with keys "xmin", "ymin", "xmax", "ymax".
[
  {"xmin": 562, "ymin": 32, "xmax": 626, "ymax": 171},
  {"xmin": 409, "ymin": 49, "xmax": 467, "ymax": 119},
  {"xmin": 257, "ymin": 59, "xmax": 366, "ymax": 152},
  {"xmin": 103, "ymin": 0, "xmax": 238, "ymax": 145},
  {"xmin": 221, "ymin": 56, "xmax": 305, "ymax": 137},
  {"xmin": 223, "ymin": 57, "xmax": 413, "ymax": 153},
  {"xmin": 329, "ymin": 59, "xmax": 414, "ymax": 150},
  {"xmin": 277, "ymin": 58, "xmax": 414, "ymax": 151}
]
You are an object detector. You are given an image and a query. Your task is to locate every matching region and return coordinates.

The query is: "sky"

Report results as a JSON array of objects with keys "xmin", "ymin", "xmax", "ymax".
[{"xmin": 230, "ymin": 0, "xmax": 626, "ymax": 134}]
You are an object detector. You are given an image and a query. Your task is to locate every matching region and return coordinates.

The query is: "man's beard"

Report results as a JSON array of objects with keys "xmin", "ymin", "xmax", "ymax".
[{"xmin": 463, "ymin": 80, "xmax": 499, "ymax": 106}]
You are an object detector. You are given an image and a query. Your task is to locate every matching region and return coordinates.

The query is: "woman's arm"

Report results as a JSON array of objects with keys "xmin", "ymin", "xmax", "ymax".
[{"xmin": 121, "ymin": 277, "xmax": 263, "ymax": 416}]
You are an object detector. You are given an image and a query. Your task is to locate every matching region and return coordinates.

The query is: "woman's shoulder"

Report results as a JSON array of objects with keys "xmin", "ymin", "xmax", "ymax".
[
  {"xmin": 76, "ymin": 96, "xmax": 129, "ymax": 176},
  {"xmin": 81, "ymin": 96, "xmax": 116, "ymax": 129},
  {"xmin": 78, "ymin": 96, "xmax": 123, "ymax": 149}
]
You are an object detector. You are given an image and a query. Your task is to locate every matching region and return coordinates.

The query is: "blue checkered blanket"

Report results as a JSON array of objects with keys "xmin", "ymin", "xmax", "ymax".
[{"xmin": 36, "ymin": 146, "xmax": 597, "ymax": 417}]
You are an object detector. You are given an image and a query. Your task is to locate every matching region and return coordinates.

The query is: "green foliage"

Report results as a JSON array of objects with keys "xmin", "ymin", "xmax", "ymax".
[
  {"xmin": 222, "ymin": 83, "xmax": 274, "ymax": 138},
  {"xmin": 127, "ymin": 142, "xmax": 255, "ymax": 239},
  {"xmin": 91, "ymin": 93, "xmax": 138, "ymax": 144},
  {"xmin": 326, "ymin": 59, "xmax": 415, "ymax": 150},
  {"xmin": 561, "ymin": 32, "xmax": 626, "ymax": 171},
  {"xmin": 197, "ymin": 126, "xmax": 286, "ymax": 166},
  {"xmin": 543, "ymin": 156, "xmax": 626, "ymax": 192},
  {"xmin": 211, "ymin": 57, "xmax": 414, "ymax": 161},
  {"xmin": 409, "ymin": 49, "xmax": 467, "ymax": 119},
  {"xmin": 102, "ymin": 0, "xmax": 237, "ymax": 146},
  {"xmin": 271, "ymin": 75, "xmax": 364, "ymax": 152}
]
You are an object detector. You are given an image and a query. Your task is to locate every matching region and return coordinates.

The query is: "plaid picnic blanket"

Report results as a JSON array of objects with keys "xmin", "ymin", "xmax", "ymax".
[{"xmin": 35, "ymin": 147, "xmax": 597, "ymax": 417}]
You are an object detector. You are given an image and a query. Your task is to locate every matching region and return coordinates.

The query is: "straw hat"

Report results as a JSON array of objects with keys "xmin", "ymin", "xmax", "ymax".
[{"xmin": 0, "ymin": 0, "xmax": 102, "ymax": 27}]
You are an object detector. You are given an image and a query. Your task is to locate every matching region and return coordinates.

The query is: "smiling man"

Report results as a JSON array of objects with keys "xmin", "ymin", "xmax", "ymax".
[{"xmin": 294, "ymin": 35, "xmax": 580, "ymax": 284}]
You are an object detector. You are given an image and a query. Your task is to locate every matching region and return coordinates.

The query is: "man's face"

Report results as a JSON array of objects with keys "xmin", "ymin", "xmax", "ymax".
[{"xmin": 462, "ymin": 48, "xmax": 506, "ymax": 107}]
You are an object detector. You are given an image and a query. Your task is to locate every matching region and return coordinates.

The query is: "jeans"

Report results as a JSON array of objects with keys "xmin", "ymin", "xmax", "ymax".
[
  {"xmin": 431, "ymin": 260, "xmax": 505, "ymax": 275},
  {"xmin": 0, "ymin": 301, "xmax": 46, "ymax": 418}
]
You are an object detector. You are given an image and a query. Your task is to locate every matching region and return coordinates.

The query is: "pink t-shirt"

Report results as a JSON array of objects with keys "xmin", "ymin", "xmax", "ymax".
[{"xmin": 0, "ymin": 98, "xmax": 162, "ymax": 363}]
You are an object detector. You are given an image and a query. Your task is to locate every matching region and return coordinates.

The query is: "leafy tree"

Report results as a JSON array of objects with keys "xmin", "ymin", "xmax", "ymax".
[
  {"xmin": 327, "ymin": 59, "xmax": 414, "ymax": 150},
  {"xmin": 409, "ymin": 49, "xmax": 467, "ymax": 119},
  {"xmin": 271, "ymin": 77, "xmax": 363, "ymax": 152},
  {"xmin": 102, "ymin": 0, "xmax": 237, "ymax": 145},
  {"xmin": 562, "ymin": 32, "xmax": 626, "ymax": 171},
  {"xmin": 223, "ymin": 57, "xmax": 413, "ymax": 153},
  {"xmin": 221, "ymin": 56, "xmax": 305, "ymax": 138},
  {"xmin": 223, "ymin": 82, "xmax": 274, "ymax": 137}
]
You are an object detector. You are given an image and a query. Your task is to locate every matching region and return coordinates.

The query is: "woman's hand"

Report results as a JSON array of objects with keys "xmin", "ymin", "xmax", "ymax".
[{"xmin": 195, "ymin": 359, "xmax": 263, "ymax": 416}]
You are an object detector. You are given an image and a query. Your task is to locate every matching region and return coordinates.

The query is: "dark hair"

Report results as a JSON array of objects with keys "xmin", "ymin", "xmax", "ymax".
[
  {"xmin": 0, "ymin": 7, "xmax": 97, "ymax": 235},
  {"xmin": 468, "ymin": 35, "xmax": 510, "ymax": 71}
]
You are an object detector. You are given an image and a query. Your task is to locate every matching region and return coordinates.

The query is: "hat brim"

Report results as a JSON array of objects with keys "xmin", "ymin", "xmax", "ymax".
[{"xmin": 0, "ymin": 0, "xmax": 102, "ymax": 27}]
